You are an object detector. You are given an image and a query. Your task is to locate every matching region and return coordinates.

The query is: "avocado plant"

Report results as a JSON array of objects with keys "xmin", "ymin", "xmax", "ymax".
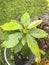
[{"xmin": 0, "ymin": 12, "xmax": 48, "ymax": 63}]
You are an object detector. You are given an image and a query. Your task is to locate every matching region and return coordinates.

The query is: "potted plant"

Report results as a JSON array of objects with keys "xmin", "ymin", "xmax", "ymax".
[{"xmin": 0, "ymin": 12, "xmax": 48, "ymax": 65}]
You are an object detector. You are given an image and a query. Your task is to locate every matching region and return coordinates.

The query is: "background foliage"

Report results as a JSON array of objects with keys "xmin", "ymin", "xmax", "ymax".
[{"xmin": 0, "ymin": 0, "xmax": 48, "ymax": 24}]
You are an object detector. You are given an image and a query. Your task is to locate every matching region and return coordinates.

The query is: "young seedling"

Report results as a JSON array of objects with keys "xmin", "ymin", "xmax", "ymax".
[{"xmin": 0, "ymin": 12, "xmax": 48, "ymax": 63}]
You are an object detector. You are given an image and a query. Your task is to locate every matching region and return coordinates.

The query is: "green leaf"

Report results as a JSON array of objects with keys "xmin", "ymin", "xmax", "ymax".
[
  {"xmin": 26, "ymin": 34, "xmax": 40, "ymax": 58},
  {"xmin": 21, "ymin": 12, "xmax": 30, "ymax": 28},
  {"xmin": 28, "ymin": 20, "xmax": 42, "ymax": 29},
  {"xmin": 1, "ymin": 32, "xmax": 22, "ymax": 48},
  {"xmin": 29, "ymin": 28, "xmax": 48, "ymax": 38},
  {"xmin": 22, "ymin": 44, "xmax": 31, "ymax": 57},
  {"xmin": 40, "ymin": 49, "xmax": 45, "ymax": 55},
  {"xmin": 0, "ymin": 29, "xmax": 10, "ymax": 41},
  {"xmin": 21, "ymin": 36, "xmax": 26, "ymax": 46},
  {"xmin": 0, "ymin": 20, "xmax": 23, "ymax": 31},
  {"xmin": 0, "ymin": 32, "xmax": 9, "ymax": 41},
  {"xmin": 14, "ymin": 43, "xmax": 23, "ymax": 53}
]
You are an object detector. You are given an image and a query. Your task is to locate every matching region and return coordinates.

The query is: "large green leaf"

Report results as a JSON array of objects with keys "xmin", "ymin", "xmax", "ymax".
[
  {"xmin": 21, "ymin": 12, "xmax": 30, "ymax": 28},
  {"xmin": 1, "ymin": 32, "xmax": 22, "ymax": 48},
  {"xmin": 28, "ymin": 20, "xmax": 42, "ymax": 29},
  {"xmin": 26, "ymin": 34, "xmax": 40, "ymax": 58},
  {"xmin": 22, "ymin": 44, "xmax": 31, "ymax": 57},
  {"xmin": 21, "ymin": 36, "xmax": 26, "ymax": 46},
  {"xmin": 0, "ymin": 29, "xmax": 10, "ymax": 41},
  {"xmin": 14, "ymin": 43, "xmax": 23, "ymax": 53},
  {"xmin": 29, "ymin": 28, "xmax": 48, "ymax": 38},
  {"xmin": 0, "ymin": 32, "xmax": 9, "ymax": 41},
  {"xmin": 0, "ymin": 20, "xmax": 23, "ymax": 31}
]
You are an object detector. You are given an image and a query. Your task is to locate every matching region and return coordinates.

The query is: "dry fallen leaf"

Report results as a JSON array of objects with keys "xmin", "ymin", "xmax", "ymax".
[
  {"xmin": 35, "ymin": 57, "xmax": 41, "ymax": 63},
  {"xmin": 41, "ymin": 60, "xmax": 49, "ymax": 65}
]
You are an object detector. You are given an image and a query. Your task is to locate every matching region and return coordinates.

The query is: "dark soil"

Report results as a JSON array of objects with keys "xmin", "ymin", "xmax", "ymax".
[{"xmin": 14, "ymin": 11, "xmax": 49, "ymax": 65}]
